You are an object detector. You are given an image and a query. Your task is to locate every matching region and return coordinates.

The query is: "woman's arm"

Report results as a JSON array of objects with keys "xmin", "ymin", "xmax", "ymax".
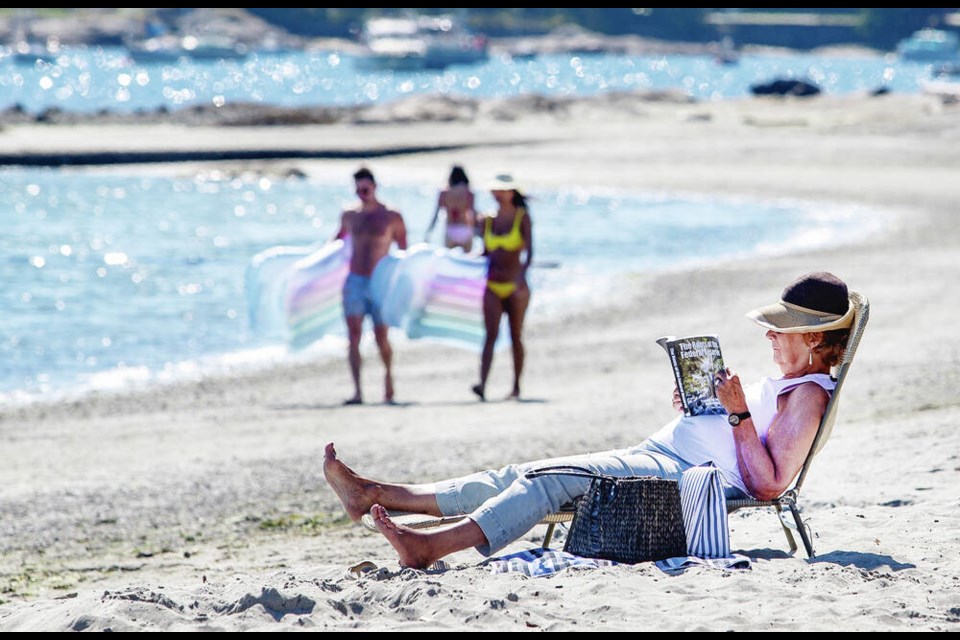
[
  {"xmin": 520, "ymin": 210, "xmax": 533, "ymax": 277},
  {"xmin": 716, "ymin": 371, "xmax": 827, "ymax": 500}
]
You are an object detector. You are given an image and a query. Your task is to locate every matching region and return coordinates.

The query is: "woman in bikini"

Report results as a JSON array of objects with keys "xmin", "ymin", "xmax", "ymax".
[
  {"xmin": 425, "ymin": 165, "xmax": 476, "ymax": 252},
  {"xmin": 471, "ymin": 173, "xmax": 533, "ymax": 401}
]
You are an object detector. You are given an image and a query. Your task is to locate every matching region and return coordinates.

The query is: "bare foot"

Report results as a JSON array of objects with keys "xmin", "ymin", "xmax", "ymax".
[
  {"xmin": 323, "ymin": 443, "xmax": 376, "ymax": 522},
  {"xmin": 370, "ymin": 504, "xmax": 437, "ymax": 569},
  {"xmin": 343, "ymin": 395, "xmax": 363, "ymax": 406},
  {"xmin": 505, "ymin": 389, "xmax": 520, "ymax": 401},
  {"xmin": 471, "ymin": 384, "xmax": 485, "ymax": 402}
]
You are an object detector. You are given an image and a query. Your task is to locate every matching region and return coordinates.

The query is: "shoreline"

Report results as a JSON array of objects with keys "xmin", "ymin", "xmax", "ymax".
[
  {"xmin": 0, "ymin": 180, "xmax": 888, "ymax": 411},
  {"xmin": 0, "ymin": 42, "xmax": 926, "ymax": 139},
  {"xmin": 1, "ymin": 91, "xmax": 959, "ymax": 630}
]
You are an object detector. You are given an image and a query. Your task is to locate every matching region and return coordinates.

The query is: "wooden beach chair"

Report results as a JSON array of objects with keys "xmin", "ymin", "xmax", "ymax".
[{"xmin": 361, "ymin": 292, "xmax": 869, "ymax": 559}]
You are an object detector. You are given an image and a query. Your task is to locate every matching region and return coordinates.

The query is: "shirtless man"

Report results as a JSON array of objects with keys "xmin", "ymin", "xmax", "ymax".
[{"xmin": 334, "ymin": 167, "xmax": 407, "ymax": 405}]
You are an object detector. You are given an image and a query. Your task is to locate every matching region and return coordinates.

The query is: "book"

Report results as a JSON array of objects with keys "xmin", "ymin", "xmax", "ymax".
[{"xmin": 656, "ymin": 334, "xmax": 727, "ymax": 417}]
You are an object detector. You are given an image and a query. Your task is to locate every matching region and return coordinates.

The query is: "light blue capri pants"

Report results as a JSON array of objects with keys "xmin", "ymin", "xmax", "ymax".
[{"xmin": 432, "ymin": 440, "xmax": 693, "ymax": 556}]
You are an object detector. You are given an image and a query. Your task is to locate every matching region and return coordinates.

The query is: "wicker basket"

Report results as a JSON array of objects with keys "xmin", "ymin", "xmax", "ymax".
[{"xmin": 527, "ymin": 465, "xmax": 687, "ymax": 564}]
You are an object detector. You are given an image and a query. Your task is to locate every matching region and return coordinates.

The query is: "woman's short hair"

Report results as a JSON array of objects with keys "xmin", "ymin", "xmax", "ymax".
[{"xmin": 814, "ymin": 328, "xmax": 850, "ymax": 368}]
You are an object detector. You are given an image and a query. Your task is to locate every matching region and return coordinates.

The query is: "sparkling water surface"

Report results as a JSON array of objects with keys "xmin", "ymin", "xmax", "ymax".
[
  {"xmin": 0, "ymin": 46, "xmax": 937, "ymax": 114},
  {"xmin": 1, "ymin": 169, "xmax": 877, "ymax": 402}
]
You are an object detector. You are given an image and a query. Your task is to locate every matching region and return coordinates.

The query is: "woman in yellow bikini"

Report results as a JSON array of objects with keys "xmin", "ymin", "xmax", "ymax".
[{"xmin": 471, "ymin": 173, "xmax": 533, "ymax": 401}]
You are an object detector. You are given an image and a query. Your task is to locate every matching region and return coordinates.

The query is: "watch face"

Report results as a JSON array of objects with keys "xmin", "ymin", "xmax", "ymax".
[{"xmin": 728, "ymin": 414, "xmax": 740, "ymax": 426}]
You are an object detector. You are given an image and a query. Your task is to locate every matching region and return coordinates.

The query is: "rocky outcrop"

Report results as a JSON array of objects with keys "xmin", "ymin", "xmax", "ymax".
[{"xmin": 750, "ymin": 78, "xmax": 821, "ymax": 97}]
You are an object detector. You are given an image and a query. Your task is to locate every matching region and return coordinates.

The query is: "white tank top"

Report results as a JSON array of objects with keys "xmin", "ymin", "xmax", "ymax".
[{"xmin": 648, "ymin": 373, "xmax": 836, "ymax": 494}]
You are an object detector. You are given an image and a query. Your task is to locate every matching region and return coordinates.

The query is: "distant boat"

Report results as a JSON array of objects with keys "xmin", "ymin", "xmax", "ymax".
[
  {"xmin": 126, "ymin": 35, "xmax": 248, "ymax": 63},
  {"xmin": 932, "ymin": 61, "xmax": 960, "ymax": 77},
  {"xmin": 921, "ymin": 77, "xmax": 960, "ymax": 100},
  {"xmin": 922, "ymin": 60, "xmax": 960, "ymax": 99},
  {"xmin": 502, "ymin": 44, "xmax": 539, "ymax": 61},
  {"xmin": 714, "ymin": 51, "xmax": 739, "ymax": 66},
  {"xmin": 180, "ymin": 35, "xmax": 249, "ymax": 61},
  {"xmin": 355, "ymin": 17, "xmax": 427, "ymax": 71},
  {"xmin": 356, "ymin": 15, "xmax": 487, "ymax": 71},
  {"xmin": 124, "ymin": 35, "xmax": 182, "ymax": 62},
  {"xmin": 896, "ymin": 28, "xmax": 960, "ymax": 62},
  {"xmin": 418, "ymin": 15, "xmax": 488, "ymax": 69},
  {"xmin": 713, "ymin": 36, "xmax": 740, "ymax": 66}
]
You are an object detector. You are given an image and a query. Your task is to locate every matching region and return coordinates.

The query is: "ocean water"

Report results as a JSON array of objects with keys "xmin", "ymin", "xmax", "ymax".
[
  {"xmin": 0, "ymin": 46, "xmax": 940, "ymax": 114},
  {"xmin": 1, "ymin": 168, "xmax": 878, "ymax": 403}
]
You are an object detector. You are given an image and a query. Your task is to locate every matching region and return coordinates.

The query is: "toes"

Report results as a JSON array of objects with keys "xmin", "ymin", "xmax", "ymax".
[{"xmin": 371, "ymin": 505, "xmax": 397, "ymax": 533}]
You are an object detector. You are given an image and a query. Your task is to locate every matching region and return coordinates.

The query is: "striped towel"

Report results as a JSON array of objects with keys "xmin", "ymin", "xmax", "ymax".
[
  {"xmin": 679, "ymin": 462, "xmax": 731, "ymax": 558},
  {"xmin": 653, "ymin": 462, "xmax": 751, "ymax": 573}
]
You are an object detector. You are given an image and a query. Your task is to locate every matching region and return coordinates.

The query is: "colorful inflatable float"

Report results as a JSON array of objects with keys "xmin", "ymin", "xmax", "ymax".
[
  {"xmin": 243, "ymin": 242, "xmax": 324, "ymax": 339},
  {"xmin": 246, "ymin": 241, "xmax": 508, "ymax": 352},
  {"xmin": 284, "ymin": 239, "xmax": 354, "ymax": 350}
]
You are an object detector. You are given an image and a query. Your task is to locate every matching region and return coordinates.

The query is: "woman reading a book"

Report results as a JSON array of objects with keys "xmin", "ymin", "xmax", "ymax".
[{"xmin": 324, "ymin": 272, "xmax": 855, "ymax": 569}]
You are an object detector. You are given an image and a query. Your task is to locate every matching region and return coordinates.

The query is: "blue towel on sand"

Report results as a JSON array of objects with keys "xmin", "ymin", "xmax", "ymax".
[
  {"xmin": 654, "ymin": 554, "xmax": 752, "ymax": 574},
  {"xmin": 484, "ymin": 548, "xmax": 614, "ymax": 576},
  {"xmin": 484, "ymin": 548, "xmax": 750, "ymax": 576}
]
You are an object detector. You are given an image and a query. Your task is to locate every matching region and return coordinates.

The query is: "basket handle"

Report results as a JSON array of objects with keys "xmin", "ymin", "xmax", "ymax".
[{"xmin": 525, "ymin": 464, "xmax": 611, "ymax": 482}]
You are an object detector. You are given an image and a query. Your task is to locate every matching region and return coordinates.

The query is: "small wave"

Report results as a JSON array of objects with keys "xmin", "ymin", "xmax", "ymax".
[{"xmin": 0, "ymin": 341, "xmax": 346, "ymax": 408}]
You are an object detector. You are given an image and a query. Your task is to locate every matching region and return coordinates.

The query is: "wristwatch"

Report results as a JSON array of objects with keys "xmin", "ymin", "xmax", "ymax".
[{"xmin": 728, "ymin": 411, "xmax": 751, "ymax": 426}]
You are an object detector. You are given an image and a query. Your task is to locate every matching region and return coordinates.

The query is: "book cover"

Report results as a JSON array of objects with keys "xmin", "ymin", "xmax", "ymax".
[{"xmin": 656, "ymin": 334, "xmax": 726, "ymax": 417}]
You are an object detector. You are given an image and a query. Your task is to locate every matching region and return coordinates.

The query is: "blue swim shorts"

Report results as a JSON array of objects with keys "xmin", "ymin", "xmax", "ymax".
[{"xmin": 342, "ymin": 273, "xmax": 384, "ymax": 326}]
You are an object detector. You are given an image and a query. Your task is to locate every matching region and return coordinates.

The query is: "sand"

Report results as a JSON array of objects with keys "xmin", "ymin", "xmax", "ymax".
[{"xmin": 1, "ymin": 90, "xmax": 959, "ymax": 631}]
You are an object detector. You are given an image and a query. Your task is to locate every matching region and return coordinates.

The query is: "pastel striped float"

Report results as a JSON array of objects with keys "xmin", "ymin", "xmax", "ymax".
[
  {"xmin": 284, "ymin": 239, "xmax": 352, "ymax": 351},
  {"xmin": 246, "ymin": 241, "xmax": 509, "ymax": 352},
  {"xmin": 243, "ymin": 242, "xmax": 323, "ymax": 339}
]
